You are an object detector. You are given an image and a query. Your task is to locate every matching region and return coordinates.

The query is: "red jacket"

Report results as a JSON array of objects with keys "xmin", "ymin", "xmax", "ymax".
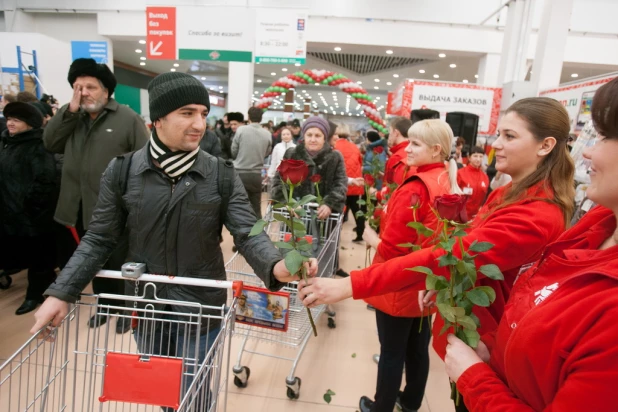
[
  {"xmin": 458, "ymin": 206, "xmax": 618, "ymax": 412},
  {"xmin": 365, "ymin": 163, "xmax": 451, "ymax": 317},
  {"xmin": 457, "ymin": 164, "xmax": 489, "ymax": 218},
  {"xmin": 350, "ymin": 182, "xmax": 565, "ymax": 359},
  {"xmin": 335, "ymin": 138, "xmax": 364, "ymax": 196},
  {"xmin": 384, "ymin": 141, "xmax": 416, "ymax": 186}
]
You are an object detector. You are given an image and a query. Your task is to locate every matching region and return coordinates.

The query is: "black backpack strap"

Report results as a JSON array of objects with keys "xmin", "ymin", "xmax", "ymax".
[
  {"xmin": 217, "ymin": 158, "xmax": 234, "ymax": 231},
  {"xmin": 113, "ymin": 151, "xmax": 135, "ymax": 209}
]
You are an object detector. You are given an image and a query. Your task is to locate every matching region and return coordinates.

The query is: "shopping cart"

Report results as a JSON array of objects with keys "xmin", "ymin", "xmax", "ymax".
[
  {"xmin": 226, "ymin": 203, "xmax": 343, "ymax": 400},
  {"xmin": 0, "ymin": 270, "xmax": 242, "ymax": 411}
]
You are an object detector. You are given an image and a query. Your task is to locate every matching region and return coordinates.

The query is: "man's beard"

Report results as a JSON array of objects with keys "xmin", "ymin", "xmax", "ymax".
[{"xmin": 80, "ymin": 98, "xmax": 106, "ymax": 114}]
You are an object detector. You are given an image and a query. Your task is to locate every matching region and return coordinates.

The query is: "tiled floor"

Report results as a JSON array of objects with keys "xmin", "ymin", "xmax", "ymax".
[{"xmin": 0, "ymin": 200, "xmax": 455, "ymax": 412}]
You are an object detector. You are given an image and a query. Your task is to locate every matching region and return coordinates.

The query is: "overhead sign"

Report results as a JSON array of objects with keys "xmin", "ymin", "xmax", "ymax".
[
  {"xmin": 176, "ymin": 7, "xmax": 253, "ymax": 62},
  {"xmin": 254, "ymin": 9, "xmax": 307, "ymax": 64},
  {"xmin": 146, "ymin": 6, "xmax": 176, "ymax": 60},
  {"xmin": 71, "ymin": 41, "xmax": 108, "ymax": 63},
  {"xmin": 392, "ymin": 80, "xmax": 502, "ymax": 135},
  {"xmin": 539, "ymin": 73, "xmax": 617, "ymax": 132}
]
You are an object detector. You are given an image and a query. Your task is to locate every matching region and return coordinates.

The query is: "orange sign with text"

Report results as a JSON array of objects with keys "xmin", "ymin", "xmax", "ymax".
[{"xmin": 146, "ymin": 7, "xmax": 176, "ymax": 60}]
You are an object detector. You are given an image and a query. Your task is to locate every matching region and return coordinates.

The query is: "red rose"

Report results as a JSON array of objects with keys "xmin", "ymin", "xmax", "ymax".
[
  {"xmin": 310, "ymin": 174, "xmax": 322, "ymax": 183},
  {"xmin": 373, "ymin": 206, "xmax": 384, "ymax": 220},
  {"xmin": 373, "ymin": 146, "xmax": 384, "ymax": 154},
  {"xmin": 410, "ymin": 193, "xmax": 421, "ymax": 208},
  {"xmin": 433, "ymin": 194, "xmax": 468, "ymax": 223},
  {"xmin": 363, "ymin": 173, "xmax": 376, "ymax": 187},
  {"xmin": 278, "ymin": 159, "xmax": 309, "ymax": 185}
]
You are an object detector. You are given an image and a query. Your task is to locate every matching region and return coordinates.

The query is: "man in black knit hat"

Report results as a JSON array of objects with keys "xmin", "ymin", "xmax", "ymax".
[
  {"xmin": 43, "ymin": 58, "xmax": 149, "ymax": 333},
  {"xmin": 34, "ymin": 73, "xmax": 317, "ymax": 406}
]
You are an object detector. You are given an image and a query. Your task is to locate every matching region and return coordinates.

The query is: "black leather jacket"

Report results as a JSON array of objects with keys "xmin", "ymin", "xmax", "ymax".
[{"xmin": 46, "ymin": 146, "xmax": 283, "ymax": 332}]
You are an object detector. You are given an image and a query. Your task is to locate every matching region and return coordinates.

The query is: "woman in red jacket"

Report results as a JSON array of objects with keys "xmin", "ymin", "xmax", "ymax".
[
  {"xmin": 334, "ymin": 123, "xmax": 366, "ymax": 242},
  {"xmin": 298, "ymin": 97, "xmax": 575, "ymax": 402},
  {"xmin": 443, "ymin": 76, "xmax": 618, "ymax": 412},
  {"xmin": 457, "ymin": 146, "xmax": 490, "ymax": 219},
  {"xmin": 360, "ymin": 119, "xmax": 458, "ymax": 412}
]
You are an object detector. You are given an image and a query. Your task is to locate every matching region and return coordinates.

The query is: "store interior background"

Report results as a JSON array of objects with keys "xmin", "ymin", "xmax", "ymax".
[{"xmin": 0, "ymin": 1, "xmax": 617, "ymax": 411}]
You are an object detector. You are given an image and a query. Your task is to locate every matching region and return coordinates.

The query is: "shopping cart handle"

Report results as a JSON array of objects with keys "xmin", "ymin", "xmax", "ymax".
[{"xmin": 96, "ymin": 270, "xmax": 242, "ymax": 292}]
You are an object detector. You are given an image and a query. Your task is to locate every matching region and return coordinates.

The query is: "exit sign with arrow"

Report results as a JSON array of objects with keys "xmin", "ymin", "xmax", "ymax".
[{"xmin": 146, "ymin": 6, "xmax": 176, "ymax": 60}]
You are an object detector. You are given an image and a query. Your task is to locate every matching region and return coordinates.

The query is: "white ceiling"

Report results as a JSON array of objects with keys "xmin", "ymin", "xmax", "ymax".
[{"xmin": 113, "ymin": 37, "xmax": 618, "ymax": 117}]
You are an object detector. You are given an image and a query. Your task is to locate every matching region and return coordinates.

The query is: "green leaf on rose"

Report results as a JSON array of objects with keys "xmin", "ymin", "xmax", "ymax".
[
  {"xmin": 462, "ymin": 328, "xmax": 481, "ymax": 348},
  {"xmin": 439, "ymin": 237, "xmax": 457, "ymax": 252},
  {"xmin": 273, "ymin": 213, "xmax": 288, "ymax": 223},
  {"xmin": 467, "ymin": 288, "xmax": 491, "ymax": 307},
  {"xmin": 294, "ymin": 207, "xmax": 307, "ymax": 217},
  {"xmin": 284, "ymin": 249, "xmax": 305, "ymax": 276},
  {"xmin": 406, "ymin": 222, "xmax": 434, "ymax": 237},
  {"xmin": 274, "ymin": 241, "xmax": 295, "ymax": 250},
  {"xmin": 470, "ymin": 312, "xmax": 481, "ymax": 327},
  {"xmin": 272, "ymin": 202, "xmax": 286, "ymax": 209},
  {"xmin": 438, "ymin": 253, "xmax": 458, "ymax": 267},
  {"xmin": 249, "ymin": 219, "xmax": 268, "ymax": 237},
  {"xmin": 407, "ymin": 266, "xmax": 434, "ymax": 276},
  {"xmin": 298, "ymin": 194, "xmax": 317, "ymax": 206},
  {"xmin": 397, "ymin": 242, "xmax": 416, "ymax": 248},
  {"xmin": 479, "ymin": 264, "xmax": 504, "ymax": 280},
  {"xmin": 437, "ymin": 289, "xmax": 449, "ymax": 304},
  {"xmin": 357, "ymin": 199, "xmax": 367, "ymax": 205},
  {"xmin": 468, "ymin": 241, "xmax": 495, "ymax": 253},
  {"xmin": 457, "ymin": 315, "xmax": 478, "ymax": 330},
  {"xmin": 437, "ymin": 303, "xmax": 457, "ymax": 323},
  {"xmin": 476, "ymin": 286, "xmax": 497, "ymax": 303},
  {"xmin": 452, "ymin": 229, "xmax": 468, "ymax": 237}
]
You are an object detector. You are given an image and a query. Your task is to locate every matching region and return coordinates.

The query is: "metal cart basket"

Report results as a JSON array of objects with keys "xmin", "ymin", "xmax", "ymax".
[
  {"xmin": 226, "ymin": 204, "xmax": 343, "ymax": 399},
  {"xmin": 0, "ymin": 271, "xmax": 242, "ymax": 411}
]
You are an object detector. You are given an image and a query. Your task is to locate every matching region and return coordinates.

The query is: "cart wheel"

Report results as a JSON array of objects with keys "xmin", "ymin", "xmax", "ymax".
[
  {"xmin": 328, "ymin": 317, "xmax": 336, "ymax": 329},
  {"xmin": 326, "ymin": 309, "xmax": 336, "ymax": 317},
  {"xmin": 232, "ymin": 366, "xmax": 250, "ymax": 388},
  {"xmin": 285, "ymin": 377, "xmax": 301, "ymax": 400},
  {"xmin": 0, "ymin": 275, "xmax": 12, "ymax": 290}
]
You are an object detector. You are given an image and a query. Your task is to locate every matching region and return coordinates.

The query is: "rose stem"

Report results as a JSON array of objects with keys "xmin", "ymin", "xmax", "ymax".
[{"xmin": 288, "ymin": 184, "xmax": 317, "ymax": 337}]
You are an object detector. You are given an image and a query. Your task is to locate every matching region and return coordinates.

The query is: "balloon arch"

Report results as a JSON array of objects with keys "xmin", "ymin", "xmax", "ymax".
[{"xmin": 254, "ymin": 69, "xmax": 388, "ymax": 134}]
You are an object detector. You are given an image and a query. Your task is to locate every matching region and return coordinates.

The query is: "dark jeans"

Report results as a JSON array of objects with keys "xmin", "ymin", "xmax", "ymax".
[
  {"xmin": 238, "ymin": 172, "xmax": 263, "ymax": 218},
  {"xmin": 2, "ymin": 233, "xmax": 57, "ymax": 300},
  {"xmin": 373, "ymin": 309, "xmax": 432, "ymax": 412},
  {"xmin": 344, "ymin": 195, "xmax": 366, "ymax": 238},
  {"xmin": 58, "ymin": 206, "xmax": 128, "ymax": 308}
]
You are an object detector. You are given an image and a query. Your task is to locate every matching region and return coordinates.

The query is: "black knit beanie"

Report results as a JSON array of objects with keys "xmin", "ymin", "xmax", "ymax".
[
  {"xmin": 148, "ymin": 72, "xmax": 211, "ymax": 121},
  {"xmin": 68, "ymin": 58, "xmax": 116, "ymax": 96},
  {"xmin": 3, "ymin": 102, "xmax": 43, "ymax": 129}
]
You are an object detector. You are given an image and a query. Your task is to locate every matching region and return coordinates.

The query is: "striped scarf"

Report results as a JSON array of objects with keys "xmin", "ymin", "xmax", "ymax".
[{"xmin": 149, "ymin": 130, "xmax": 199, "ymax": 181}]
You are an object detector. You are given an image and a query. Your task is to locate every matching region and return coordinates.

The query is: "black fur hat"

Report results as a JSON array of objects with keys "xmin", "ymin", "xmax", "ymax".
[
  {"xmin": 67, "ymin": 58, "xmax": 116, "ymax": 96},
  {"xmin": 227, "ymin": 112, "xmax": 245, "ymax": 123},
  {"xmin": 3, "ymin": 102, "xmax": 43, "ymax": 129}
]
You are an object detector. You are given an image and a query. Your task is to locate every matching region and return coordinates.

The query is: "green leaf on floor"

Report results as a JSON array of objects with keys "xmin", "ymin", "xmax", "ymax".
[
  {"xmin": 323, "ymin": 389, "xmax": 336, "ymax": 404},
  {"xmin": 351, "ymin": 353, "xmax": 357, "ymax": 358}
]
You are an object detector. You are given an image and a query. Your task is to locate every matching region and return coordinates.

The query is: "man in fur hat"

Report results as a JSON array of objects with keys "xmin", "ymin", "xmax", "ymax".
[{"xmin": 43, "ymin": 58, "xmax": 149, "ymax": 334}]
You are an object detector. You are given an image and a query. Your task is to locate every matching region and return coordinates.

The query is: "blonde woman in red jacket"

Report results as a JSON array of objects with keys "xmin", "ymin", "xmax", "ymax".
[
  {"xmin": 445, "ymin": 77, "xmax": 618, "ymax": 412},
  {"xmin": 360, "ymin": 119, "xmax": 458, "ymax": 412},
  {"xmin": 298, "ymin": 97, "xmax": 575, "ymax": 409}
]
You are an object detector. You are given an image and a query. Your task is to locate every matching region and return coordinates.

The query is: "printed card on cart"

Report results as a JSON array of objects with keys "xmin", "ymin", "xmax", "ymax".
[{"xmin": 235, "ymin": 286, "xmax": 290, "ymax": 332}]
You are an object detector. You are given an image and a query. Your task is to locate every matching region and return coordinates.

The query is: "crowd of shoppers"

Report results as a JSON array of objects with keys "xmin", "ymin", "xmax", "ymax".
[{"xmin": 2, "ymin": 53, "xmax": 614, "ymax": 412}]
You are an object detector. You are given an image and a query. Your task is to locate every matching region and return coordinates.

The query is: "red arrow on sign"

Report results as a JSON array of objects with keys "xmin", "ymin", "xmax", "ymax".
[{"xmin": 146, "ymin": 7, "xmax": 176, "ymax": 60}]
